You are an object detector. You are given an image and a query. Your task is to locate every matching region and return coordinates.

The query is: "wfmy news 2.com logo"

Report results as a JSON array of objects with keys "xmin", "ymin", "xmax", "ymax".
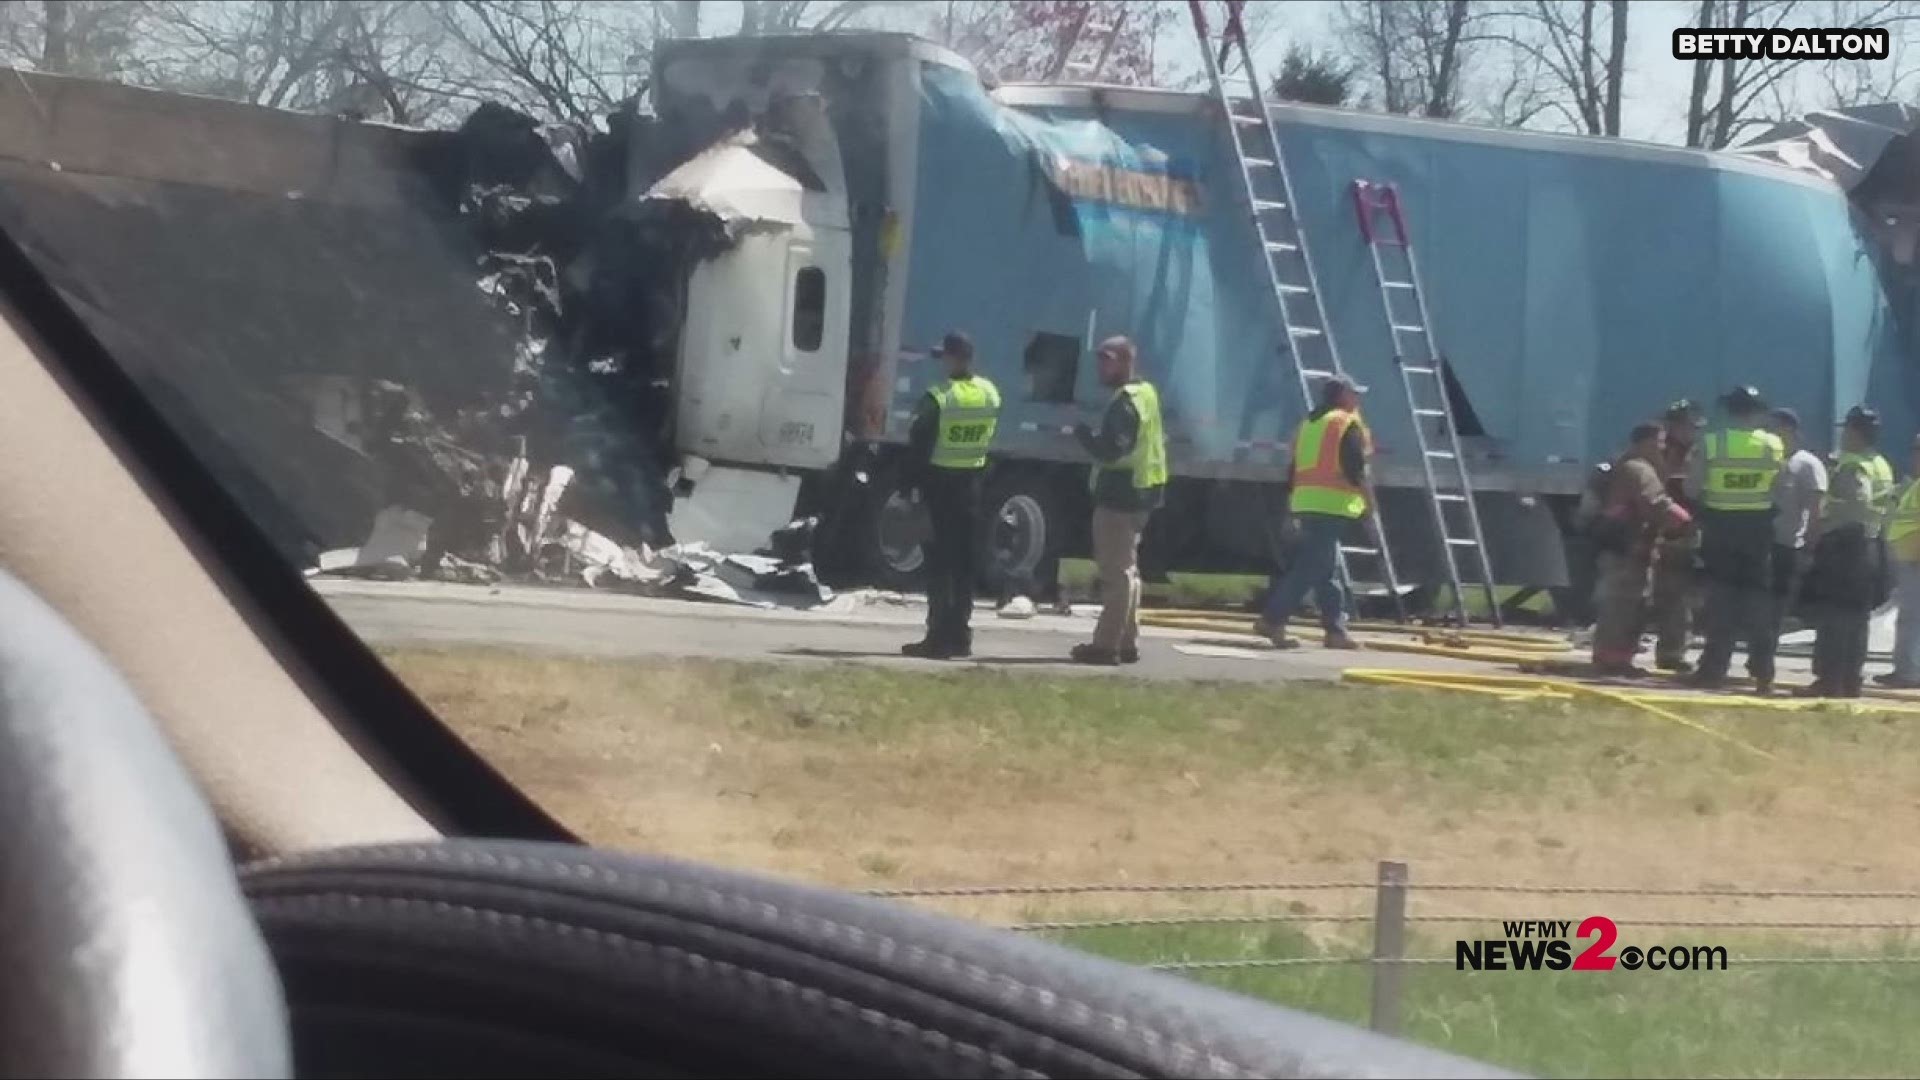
[
  {"xmin": 1456, "ymin": 917, "xmax": 1729, "ymax": 973},
  {"xmin": 1673, "ymin": 26, "xmax": 1890, "ymax": 60}
]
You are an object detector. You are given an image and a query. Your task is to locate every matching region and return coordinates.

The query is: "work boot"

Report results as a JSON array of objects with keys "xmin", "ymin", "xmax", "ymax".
[
  {"xmin": 1793, "ymin": 681, "xmax": 1836, "ymax": 698},
  {"xmin": 1120, "ymin": 646, "xmax": 1141, "ymax": 664},
  {"xmin": 1254, "ymin": 617, "xmax": 1301, "ymax": 650},
  {"xmin": 1874, "ymin": 672, "xmax": 1920, "ymax": 689},
  {"xmin": 1070, "ymin": 643, "xmax": 1121, "ymax": 666},
  {"xmin": 1683, "ymin": 671, "xmax": 1728, "ymax": 690},
  {"xmin": 1323, "ymin": 632, "xmax": 1362, "ymax": 651},
  {"xmin": 1751, "ymin": 680, "xmax": 1775, "ymax": 698},
  {"xmin": 1655, "ymin": 656, "xmax": 1695, "ymax": 675},
  {"xmin": 902, "ymin": 640, "xmax": 967, "ymax": 660}
]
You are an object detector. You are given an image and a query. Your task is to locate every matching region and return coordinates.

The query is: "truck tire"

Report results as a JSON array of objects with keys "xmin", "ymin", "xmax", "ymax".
[
  {"xmin": 857, "ymin": 459, "xmax": 929, "ymax": 590},
  {"xmin": 981, "ymin": 468, "xmax": 1063, "ymax": 597}
]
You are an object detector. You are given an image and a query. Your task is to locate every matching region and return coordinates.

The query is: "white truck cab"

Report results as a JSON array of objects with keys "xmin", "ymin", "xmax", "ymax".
[{"xmin": 647, "ymin": 101, "xmax": 854, "ymax": 551}]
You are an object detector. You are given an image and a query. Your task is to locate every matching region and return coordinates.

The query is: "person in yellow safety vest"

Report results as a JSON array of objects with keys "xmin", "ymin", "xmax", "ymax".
[
  {"xmin": 1875, "ymin": 433, "xmax": 1920, "ymax": 689},
  {"xmin": 901, "ymin": 331, "xmax": 1001, "ymax": 660},
  {"xmin": 1685, "ymin": 385, "xmax": 1786, "ymax": 694},
  {"xmin": 1798, "ymin": 406, "xmax": 1895, "ymax": 698},
  {"xmin": 1069, "ymin": 336, "xmax": 1167, "ymax": 666},
  {"xmin": 1255, "ymin": 374, "xmax": 1373, "ymax": 651}
]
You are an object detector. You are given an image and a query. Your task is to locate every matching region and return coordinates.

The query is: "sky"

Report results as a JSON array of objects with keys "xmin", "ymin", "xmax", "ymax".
[
  {"xmin": 1240, "ymin": 0, "xmax": 1703, "ymax": 142},
  {"xmin": 702, "ymin": 1, "xmax": 1901, "ymax": 147}
]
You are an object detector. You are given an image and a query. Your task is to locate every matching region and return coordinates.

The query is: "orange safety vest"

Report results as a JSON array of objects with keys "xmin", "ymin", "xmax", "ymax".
[{"xmin": 1289, "ymin": 408, "xmax": 1371, "ymax": 519}]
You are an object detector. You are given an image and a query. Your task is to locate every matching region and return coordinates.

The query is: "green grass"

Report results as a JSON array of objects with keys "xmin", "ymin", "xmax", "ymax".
[
  {"xmin": 703, "ymin": 659, "xmax": 1898, "ymax": 800},
  {"xmin": 1049, "ymin": 923, "xmax": 1920, "ymax": 1078},
  {"xmin": 388, "ymin": 648, "xmax": 1920, "ymax": 1077}
]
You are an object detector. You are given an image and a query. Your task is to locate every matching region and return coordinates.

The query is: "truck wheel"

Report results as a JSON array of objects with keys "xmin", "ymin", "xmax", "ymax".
[
  {"xmin": 981, "ymin": 469, "xmax": 1061, "ymax": 596},
  {"xmin": 860, "ymin": 462, "xmax": 928, "ymax": 589}
]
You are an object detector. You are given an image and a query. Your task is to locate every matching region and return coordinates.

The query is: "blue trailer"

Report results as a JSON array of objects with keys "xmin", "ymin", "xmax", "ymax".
[{"xmin": 650, "ymin": 34, "xmax": 1916, "ymax": 606}]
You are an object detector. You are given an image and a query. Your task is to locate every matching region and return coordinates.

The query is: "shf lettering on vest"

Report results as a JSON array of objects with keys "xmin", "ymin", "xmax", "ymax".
[{"xmin": 930, "ymin": 376, "xmax": 1002, "ymax": 471}]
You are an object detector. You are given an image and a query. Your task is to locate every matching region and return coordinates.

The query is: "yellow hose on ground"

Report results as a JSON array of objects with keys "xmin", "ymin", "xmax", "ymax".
[
  {"xmin": 1341, "ymin": 668, "xmax": 1776, "ymax": 758},
  {"xmin": 1151, "ymin": 608, "xmax": 1571, "ymax": 648},
  {"xmin": 1341, "ymin": 666, "xmax": 1920, "ymax": 759},
  {"xmin": 1141, "ymin": 613, "xmax": 1576, "ymax": 662},
  {"xmin": 1342, "ymin": 670, "xmax": 1572, "ymax": 701},
  {"xmin": 1146, "ymin": 609, "xmax": 1917, "ymax": 729}
]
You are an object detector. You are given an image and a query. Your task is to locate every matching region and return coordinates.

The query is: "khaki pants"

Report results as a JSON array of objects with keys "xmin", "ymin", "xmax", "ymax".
[{"xmin": 1092, "ymin": 507, "xmax": 1149, "ymax": 652}]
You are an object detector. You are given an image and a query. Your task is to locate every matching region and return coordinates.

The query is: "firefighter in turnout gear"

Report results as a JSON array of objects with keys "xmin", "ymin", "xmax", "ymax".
[
  {"xmin": 1071, "ymin": 336, "xmax": 1167, "ymax": 666},
  {"xmin": 1650, "ymin": 399, "xmax": 1705, "ymax": 672},
  {"xmin": 1686, "ymin": 386, "xmax": 1786, "ymax": 693},
  {"xmin": 902, "ymin": 331, "xmax": 1001, "ymax": 659},
  {"xmin": 1799, "ymin": 406, "xmax": 1895, "ymax": 698},
  {"xmin": 1590, "ymin": 422, "xmax": 1693, "ymax": 675}
]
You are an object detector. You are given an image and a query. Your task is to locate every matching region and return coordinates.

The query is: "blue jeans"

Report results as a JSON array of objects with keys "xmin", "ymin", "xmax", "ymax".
[
  {"xmin": 1893, "ymin": 561, "xmax": 1920, "ymax": 679},
  {"xmin": 1263, "ymin": 512, "xmax": 1350, "ymax": 634}
]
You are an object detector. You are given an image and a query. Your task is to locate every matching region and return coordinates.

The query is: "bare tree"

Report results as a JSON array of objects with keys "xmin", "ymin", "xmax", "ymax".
[
  {"xmin": 734, "ymin": 1, "xmax": 902, "ymax": 36},
  {"xmin": 1334, "ymin": 0, "xmax": 1487, "ymax": 119},
  {"xmin": 1802, "ymin": 0, "xmax": 1920, "ymax": 109},
  {"xmin": 665, "ymin": 0, "xmax": 700, "ymax": 37},
  {"xmin": 931, "ymin": 0, "xmax": 1171, "ymax": 86},
  {"xmin": 419, "ymin": 1, "xmax": 650, "ymax": 126},
  {"xmin": 1489, "ymin": 0, "xmax": 1629, "ymax": 135},
  {"xmin": 143, "ymin": 1, "xmax": 350, "ymax": 106},
  {"xmin": 0, "ymin": 0, "xmax": 152, "ymax": 79},
  {"xmin": 1669, "ymin": 0, "xmax": 1920, "ymax": 147}
]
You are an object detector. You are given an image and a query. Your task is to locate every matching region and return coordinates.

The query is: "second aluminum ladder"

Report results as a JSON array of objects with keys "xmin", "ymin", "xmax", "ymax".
[
  {"xmin": 1351, "ymin": 179, "xmax": 1500, "ymax": 627},
  {"xmin": 1186, "ymin": 0, "xmax": 1404, "ymax": 621}
]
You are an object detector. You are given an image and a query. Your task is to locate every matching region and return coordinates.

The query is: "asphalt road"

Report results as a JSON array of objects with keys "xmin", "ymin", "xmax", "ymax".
[{"xmin": 314, "ymin": 578, "xmax": 1485, "ymax": 684}]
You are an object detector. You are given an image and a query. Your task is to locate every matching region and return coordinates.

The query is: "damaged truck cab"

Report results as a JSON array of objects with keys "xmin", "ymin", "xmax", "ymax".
[
  {"xmin": 655, "ymin": 122, "xmax": 853, "ymax": 553},
  {"xmin": 649, "ymin": 45, "xmax": 876, "ymax": 560}
]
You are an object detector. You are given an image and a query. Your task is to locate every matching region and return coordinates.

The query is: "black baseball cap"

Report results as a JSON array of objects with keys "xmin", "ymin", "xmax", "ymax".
[
  {"xmin": 1320, "ymin": 373, "xmax": 1368, "ymax": 404},
  {"xmin": 1721, "ymin": 385, "xmax": 1766, "ymax": 411},
  {"xmin": 1768, "ymin": 406, "xmax": 1801, "ymax": 429},
  {"xmin": 934, "ymin": 331, "xmax": 974, "ymax": 361},
  {"xmin": 1845, "ymin": 404, "xmax": 1881, "ymax": 432}
]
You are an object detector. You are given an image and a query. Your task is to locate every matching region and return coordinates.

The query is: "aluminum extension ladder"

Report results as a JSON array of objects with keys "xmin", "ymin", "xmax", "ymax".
[
  {"xmin": 1351, "ymin": 179, "xmax": 1500, "ymax": 627},
  {"xmin": 1186, "ymin": 0, "xmax": 1405, "ymax": 621},
  {"xmin": 1046, "ymin": 3, "xmax": 1131, "ymax": 81}
]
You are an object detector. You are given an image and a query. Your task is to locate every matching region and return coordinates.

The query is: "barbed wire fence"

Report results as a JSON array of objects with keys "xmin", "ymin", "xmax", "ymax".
[{"xmin": 870, "ymin": 861, "xmax": 1920, "ymax": 1036}]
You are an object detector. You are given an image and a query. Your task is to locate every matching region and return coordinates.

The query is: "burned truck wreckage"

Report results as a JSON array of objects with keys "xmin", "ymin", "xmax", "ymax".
[{"xmin": 0, "ymin": 65, "xmax": 843, "ymax": 605}]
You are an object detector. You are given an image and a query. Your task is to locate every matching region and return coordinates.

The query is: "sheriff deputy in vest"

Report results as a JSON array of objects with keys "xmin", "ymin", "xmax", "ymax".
[
  {"xmin": 1799, "ymin": 406, "xmax": 1894, "ymax": 698},
  {"xmin": 1686, "ymin": 385, "xmax": 1786, "ymax": 693},
  {"xmin": 1256, "ymin": 374, "xmax": 1371, "ymax": 651},
  {"xmin": 901, "ymin": 331, "xmax": 1001, "ymax": 660},
  {"xmin": 1071, "ymin": 336, "xmax": 1167, "ymax": 666}
]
